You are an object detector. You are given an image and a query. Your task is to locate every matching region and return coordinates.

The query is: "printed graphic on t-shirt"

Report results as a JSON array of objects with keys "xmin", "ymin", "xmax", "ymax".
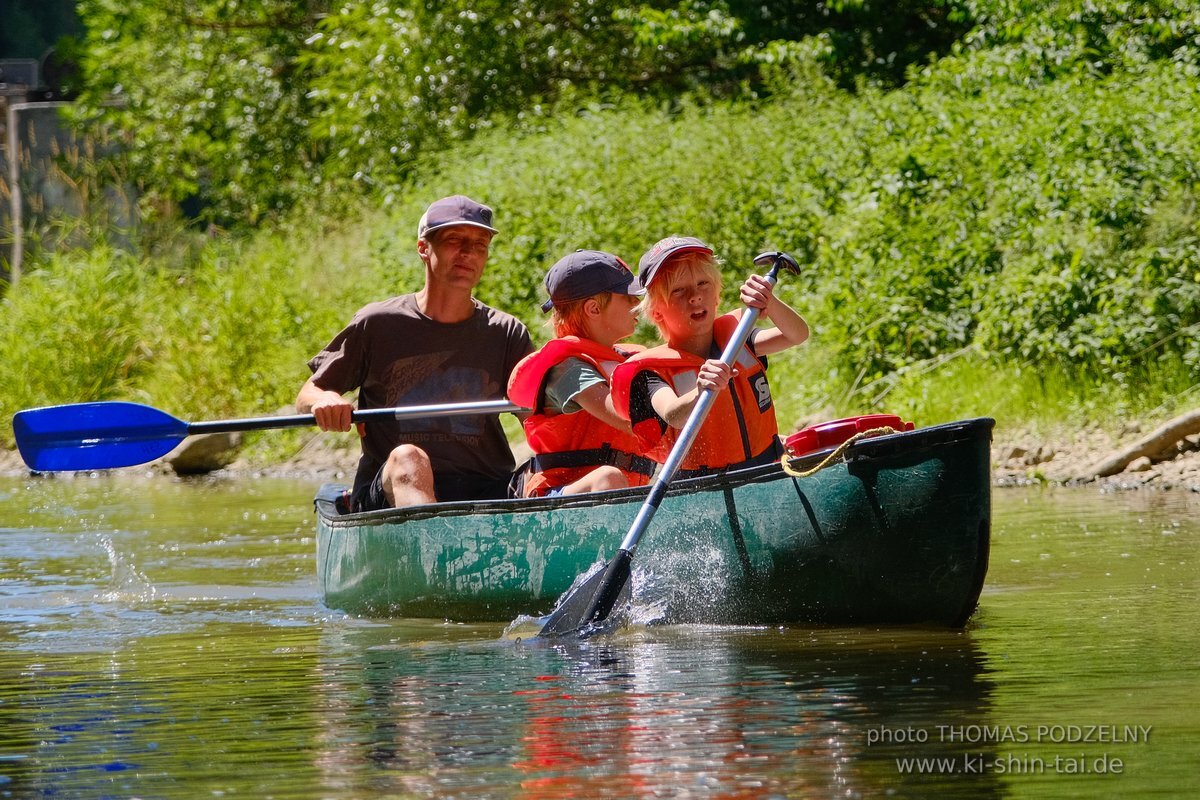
[
  {"xmin": 380, "ymin": 350, "xmax": 456, "ymax": 397},
  {"xmin": 382, "ymin": 353, "xmax": 503, "ymax": 436}
]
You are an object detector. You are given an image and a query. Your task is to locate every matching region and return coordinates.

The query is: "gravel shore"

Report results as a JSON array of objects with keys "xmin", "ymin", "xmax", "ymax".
[{"xmin": 989, "ymin": 421, "xmax": 1200, "ymax": 491}]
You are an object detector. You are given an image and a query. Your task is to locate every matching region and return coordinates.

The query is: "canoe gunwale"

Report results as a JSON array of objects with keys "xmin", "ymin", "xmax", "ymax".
[{"xmin": 315, "ymin": 417, "xmax": 995, "ymax": 528}]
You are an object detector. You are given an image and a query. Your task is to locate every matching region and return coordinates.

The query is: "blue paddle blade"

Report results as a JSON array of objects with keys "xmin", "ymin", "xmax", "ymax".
[{"xmin": 12, "ymin": 401, "xmax": 188, "ymax": 472}]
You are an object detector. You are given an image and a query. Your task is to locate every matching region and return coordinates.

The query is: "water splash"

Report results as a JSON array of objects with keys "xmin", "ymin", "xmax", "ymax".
[
  {"xmin": 631, "ymin": 536, "xmax": 735, "ymax": 624},
  {"xmin": 95, "ymin": 533, "xmax": 158, "ymax": 603},
  {"xmin": 502, "ymin": 560, "xmax": 675, "ymax": 642}
]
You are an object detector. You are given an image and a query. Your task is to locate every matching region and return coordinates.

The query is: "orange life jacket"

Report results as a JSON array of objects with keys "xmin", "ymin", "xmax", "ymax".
[
  {"xmin": 507, "ymin": 337, "xmax": 655, "ymax": 497},
  {"xmin": 610, "ymin": 314, "xmax": 782, "ymax": 475}
]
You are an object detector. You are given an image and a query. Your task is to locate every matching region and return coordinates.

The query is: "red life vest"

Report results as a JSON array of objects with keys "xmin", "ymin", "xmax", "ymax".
[
  {"xmin": 610, "ymin": 314, "xmax": 781, "ymax": 474},
  {"xmin": 507, "ymin": 337, "xmax": 654, "ymax": 497}
]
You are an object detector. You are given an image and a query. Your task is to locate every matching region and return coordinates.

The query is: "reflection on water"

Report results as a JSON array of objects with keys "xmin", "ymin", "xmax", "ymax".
[
  {"xmin": 309, "ymin": 625, "xmax": 997, "ymax": 799},
  {"xmin": 0, "ymin": 475, "xmax": 1197, "ymax": 798}
]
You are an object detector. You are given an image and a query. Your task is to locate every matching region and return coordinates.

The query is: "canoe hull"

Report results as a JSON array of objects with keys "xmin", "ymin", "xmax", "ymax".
[{"xmin": 316, "ymin": 418, "xmax": 993, "ymax": 627}]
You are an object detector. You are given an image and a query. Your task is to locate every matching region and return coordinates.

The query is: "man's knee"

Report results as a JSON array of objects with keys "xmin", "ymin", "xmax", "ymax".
[
  {"xmin": 386, "ymin": 444, "xmax": 432, "ymax": 478},
  {"xmin": 381, "ymin": 445, "xmax": 436, "ymax": 507}
]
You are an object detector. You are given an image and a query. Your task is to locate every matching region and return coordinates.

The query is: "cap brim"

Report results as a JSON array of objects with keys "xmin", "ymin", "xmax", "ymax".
[
  {"xmin": 542, "ymin": 283, "xmax": 643, "ymax": 312},
  {"xmin": 664, "ymin": 244, "xmax": 712, "ymax": 260},
  {"xmin": 609, "ymin": 271, "xmax": 645, "ymax": 297},
  {"xmin": 421, "ymin": 220, "xmax": 500, "ymax": 237}
]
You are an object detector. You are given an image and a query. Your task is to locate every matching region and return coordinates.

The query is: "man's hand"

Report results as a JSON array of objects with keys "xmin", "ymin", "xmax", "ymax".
[{"xmin": 310, "ymin": 391, "xmax": 353, "ymax": 432}]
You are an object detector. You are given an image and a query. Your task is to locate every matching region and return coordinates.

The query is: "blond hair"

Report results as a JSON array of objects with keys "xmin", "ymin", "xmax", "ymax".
[
  {"xmin": 549, "ymin": 292, "xmax": 614, "ymax": 338},
  {"xmin": 642, "ymin": 252, "xmax": 723, "ymax": 339}
]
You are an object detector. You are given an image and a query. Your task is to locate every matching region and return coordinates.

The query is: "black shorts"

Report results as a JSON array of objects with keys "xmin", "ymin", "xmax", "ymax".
[{"xmin": 350, "ymin": 465, "xmax": 510, "ymax": 512}]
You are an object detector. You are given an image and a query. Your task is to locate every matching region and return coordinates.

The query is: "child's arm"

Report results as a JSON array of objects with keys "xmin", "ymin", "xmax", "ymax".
[
  {"xmin": 737, "ymin": 274, "xmax": 809, "ymax": 356},
  {"xmin": 573, "ymin": 383, "xmax": 633, "ymax": 434},
  {"xmin": 648, "ymin": 360, "xmax": 734, "ymax": 430}
]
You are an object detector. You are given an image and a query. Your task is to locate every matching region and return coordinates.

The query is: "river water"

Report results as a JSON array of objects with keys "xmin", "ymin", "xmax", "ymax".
[{"xmin": 0, "ymin": 474, "xmax": 1196, "ymax": 799}]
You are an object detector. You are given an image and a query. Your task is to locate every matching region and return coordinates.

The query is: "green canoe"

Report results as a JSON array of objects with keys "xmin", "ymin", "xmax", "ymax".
[{"xmin": 315, "ymin": 417, "xmax": 994, "ymax": 627}]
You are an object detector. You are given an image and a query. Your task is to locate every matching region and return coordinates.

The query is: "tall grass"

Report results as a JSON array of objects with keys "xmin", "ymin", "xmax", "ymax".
[
  {"xmin": 870, "ymin": 350, "xmax": 1200, "ymax": 442},
  {"xmin": 0, "ymin": 248, "xmax": 156, "ymax": 420}
]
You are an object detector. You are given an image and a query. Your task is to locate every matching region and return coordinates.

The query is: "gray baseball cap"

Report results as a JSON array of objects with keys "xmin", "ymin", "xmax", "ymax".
[
  {"xmin": 541, "ymin": 250, "xmax": 644, "ymax": 312},
  {"xmin": 637, "ymin": 235, "xmax": 715, "ymax": 287},
  {"xmin": 417, "ymin": 195, "xmax": 498, "ymax": 238}
]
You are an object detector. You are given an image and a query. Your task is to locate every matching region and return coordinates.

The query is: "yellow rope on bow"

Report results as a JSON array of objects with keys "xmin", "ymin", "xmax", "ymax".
[{"xmin": 780, "ymin": 426, "xmax": 898, "ymax": 478}]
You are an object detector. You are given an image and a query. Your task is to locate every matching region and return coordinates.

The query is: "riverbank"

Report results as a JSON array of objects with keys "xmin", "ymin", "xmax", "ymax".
[
  {"xmin": 990, "ymin": 422, "xmax": 1200, "ymax": 491},
  {"xmin": 4, "ymin": 423, "xmax": 1199, "ymax": 491}
]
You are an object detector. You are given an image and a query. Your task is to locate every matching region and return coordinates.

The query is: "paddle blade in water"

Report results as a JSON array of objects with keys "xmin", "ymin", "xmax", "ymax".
[
  {"xmin": 13, "ymin": 401, "xmax": 188, "ymax": 472},
  {"xmin": 538, "ymin": 549, "xmax": 633, "ymax": 637}
]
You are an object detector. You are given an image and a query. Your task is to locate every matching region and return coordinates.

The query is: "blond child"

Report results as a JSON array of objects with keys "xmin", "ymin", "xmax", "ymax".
[{"xmin": 610, "ymin": 236, "xmax": 809, "ymax": 476}]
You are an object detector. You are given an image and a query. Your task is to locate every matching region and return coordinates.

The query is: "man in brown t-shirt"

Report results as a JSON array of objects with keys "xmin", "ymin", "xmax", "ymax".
[{"xmin": 297, "ymin": 195, "xmax": 532, "ymax": 511}]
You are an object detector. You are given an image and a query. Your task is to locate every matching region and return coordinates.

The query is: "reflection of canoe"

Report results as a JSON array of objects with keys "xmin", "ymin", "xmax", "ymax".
[{"xmin": 315, "ymin": 418, "xmax": 994, "ymax": 627}]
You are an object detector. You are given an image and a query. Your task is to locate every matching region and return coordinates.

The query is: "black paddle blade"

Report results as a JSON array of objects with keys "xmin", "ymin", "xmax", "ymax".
[{"xmin": 538, "ymin": 549, "xmax": 633, "ymax": 637}]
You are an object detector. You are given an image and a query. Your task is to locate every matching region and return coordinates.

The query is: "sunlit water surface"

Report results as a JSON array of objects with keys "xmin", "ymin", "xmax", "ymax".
[{"xmin": 1, "ymin": 475, "xmax": 1197, "ymax": 798}]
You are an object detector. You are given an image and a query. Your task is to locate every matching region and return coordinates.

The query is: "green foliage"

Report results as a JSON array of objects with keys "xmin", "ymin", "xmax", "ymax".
[
  {"xmin": 6, "ymin": 0, "xmax": 1200, "ymax": 457},
  {"xmin": 808, "ymin": 53, "xmax": 1200, "ymax": 385},
  {"xmin": 0, "ymin": 226, "xmax": 374, "ymax": 449},
  {"xmin": 140, "ymin": 241, "xmax": 317, "ymax": 420},
  {"xmin": 67, "ymin": 0, "xmax": 973, "ymax": 226},
  {"xmin": 957, "ymin": 0, "xmax": 1200, "ymax": 73},
  {"xmin": 70, "ymin": 0, "xmax": 322, "ymax": 225},
  {"xmin": 878, "ymin": 349, "xmax": 1200, "ymax": 435}
]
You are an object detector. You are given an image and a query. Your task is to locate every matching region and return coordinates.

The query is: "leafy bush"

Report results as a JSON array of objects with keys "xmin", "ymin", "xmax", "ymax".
[{"xmin": 69, "ymin": 0, "xmax": 323, "ymax": 227}]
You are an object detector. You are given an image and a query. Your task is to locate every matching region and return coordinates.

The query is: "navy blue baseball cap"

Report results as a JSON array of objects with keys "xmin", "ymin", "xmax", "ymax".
[
  {"xmin": 541, "ymin": 250, "xmax": 644, "ymax": 312},
  {"xmin": 637, "ymin": 235, "xmax": 715, "ymax": 287},
  {"xmin": 417, "ymin": 195, "xmax": 498, "ymax": 238}
]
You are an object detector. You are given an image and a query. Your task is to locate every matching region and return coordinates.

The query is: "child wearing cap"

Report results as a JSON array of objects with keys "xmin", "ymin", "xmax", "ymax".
[
  {"xmin": 507, "ymin": 250, "xmax": 657, "ymax": 497},
  {"xmin": 609, "ymin": 236, "xmax": 809, "ymax": 476}
]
